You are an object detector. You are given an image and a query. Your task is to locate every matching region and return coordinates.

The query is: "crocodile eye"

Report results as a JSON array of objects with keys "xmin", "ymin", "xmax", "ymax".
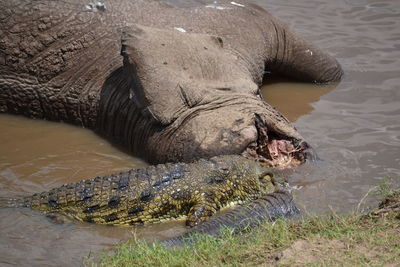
[{"xmin": 259, "ymin": 172, "xmax": 273, "ymax": 182}]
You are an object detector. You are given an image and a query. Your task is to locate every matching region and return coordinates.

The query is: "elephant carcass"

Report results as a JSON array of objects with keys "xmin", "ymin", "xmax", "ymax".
[{"xmin": 0, "ymin": 0, "xmax": 343, "ymax": 165}]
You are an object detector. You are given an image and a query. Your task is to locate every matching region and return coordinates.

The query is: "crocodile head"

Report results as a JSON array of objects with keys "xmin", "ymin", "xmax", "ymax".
[{"xmin": 208, "ymin": 155, "xmax": 279, "ymax": 199}]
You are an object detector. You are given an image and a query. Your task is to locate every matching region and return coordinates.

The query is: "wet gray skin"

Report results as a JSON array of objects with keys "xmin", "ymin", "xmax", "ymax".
[{"xmin": 0, "ymin": 0, "xmax": 342, "ymax": 167}]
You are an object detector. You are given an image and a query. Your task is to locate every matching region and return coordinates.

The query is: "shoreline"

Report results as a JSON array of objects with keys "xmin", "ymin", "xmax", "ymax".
[{"xmin": 91, "ymin": 187, "xmax": 400, "ymax": 266}]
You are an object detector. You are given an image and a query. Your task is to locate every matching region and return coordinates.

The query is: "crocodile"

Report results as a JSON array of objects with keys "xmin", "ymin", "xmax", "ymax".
[{"xmin": 5, "ymin": 155, "xmax": 285, "ymax": 227}]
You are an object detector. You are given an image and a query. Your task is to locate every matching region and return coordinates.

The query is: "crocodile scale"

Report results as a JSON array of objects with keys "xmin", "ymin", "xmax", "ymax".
[{"xmin": 22, "ymin": 155, "xmax": 277, "ymax": 226}]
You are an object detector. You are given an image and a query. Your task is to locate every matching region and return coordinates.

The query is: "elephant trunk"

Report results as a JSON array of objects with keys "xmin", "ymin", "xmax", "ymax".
[{"xmin": 267, "ymin": 18, "xmax": 343, "ymax": 83}]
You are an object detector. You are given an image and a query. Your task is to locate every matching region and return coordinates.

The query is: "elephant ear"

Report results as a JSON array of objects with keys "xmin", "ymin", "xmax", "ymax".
[{"xmin": 121, "ymin": 25, "xmax": 257, "ymax": 125}]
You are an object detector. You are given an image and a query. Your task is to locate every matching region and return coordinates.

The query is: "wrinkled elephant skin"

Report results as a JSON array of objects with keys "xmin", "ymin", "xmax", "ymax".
[{"xmin": 0, "ymin": 0, "xmax": 343, "ymax": 165}]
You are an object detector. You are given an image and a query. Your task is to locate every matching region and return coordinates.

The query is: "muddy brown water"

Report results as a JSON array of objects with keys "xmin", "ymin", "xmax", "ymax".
[{"xmin": 1, "ymin": 0, "xmax": 400, "ymax": 266}]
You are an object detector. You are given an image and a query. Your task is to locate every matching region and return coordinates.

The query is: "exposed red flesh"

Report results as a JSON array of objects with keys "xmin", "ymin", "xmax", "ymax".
[
  {"xmin": 268, "ymin": 139, "xmax": 297, "ymax": 159},
  {"xmin": 242, "ymin": 138, "xmax": 303, "ymax": 168},
  {"xmin": 242, "ymin": 116, "xmax": 304, "ymax": 167}
]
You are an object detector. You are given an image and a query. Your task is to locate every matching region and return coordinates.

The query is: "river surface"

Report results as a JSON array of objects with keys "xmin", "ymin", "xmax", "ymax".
[{"xmin": 1, "ymin": 0, "xmax": 400, "ymax": 266}]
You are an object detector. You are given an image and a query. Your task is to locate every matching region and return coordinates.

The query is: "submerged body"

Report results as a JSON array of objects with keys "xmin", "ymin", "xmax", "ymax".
[{"xmin": 20, "ymin": 155, "xmax": 277, "ymax": 226}]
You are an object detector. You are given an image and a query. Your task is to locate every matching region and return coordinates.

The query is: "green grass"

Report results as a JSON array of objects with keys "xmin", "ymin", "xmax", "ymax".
[{"xmin": 90, "ymin": 190, "xmax": 400, "ymax": 267}]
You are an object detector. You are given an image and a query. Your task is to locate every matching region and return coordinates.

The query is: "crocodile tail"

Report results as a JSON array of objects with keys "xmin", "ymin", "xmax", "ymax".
[
  {"xmin": 0, "ymin": 196, "xmax": 28, "ymax": 208},
  {"xmin": 162, "ymin": 191, "xmax": 299, "ymax": 247}
]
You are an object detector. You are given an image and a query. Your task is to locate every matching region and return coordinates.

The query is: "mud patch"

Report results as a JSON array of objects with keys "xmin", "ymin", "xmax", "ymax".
[
  {"xmin": 274, "ymin": 238, "xmax": 344, "ymax": 263},
  {"xmin": 275, "ymin": 229, "xmax": 400, "ymax": 266}
]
